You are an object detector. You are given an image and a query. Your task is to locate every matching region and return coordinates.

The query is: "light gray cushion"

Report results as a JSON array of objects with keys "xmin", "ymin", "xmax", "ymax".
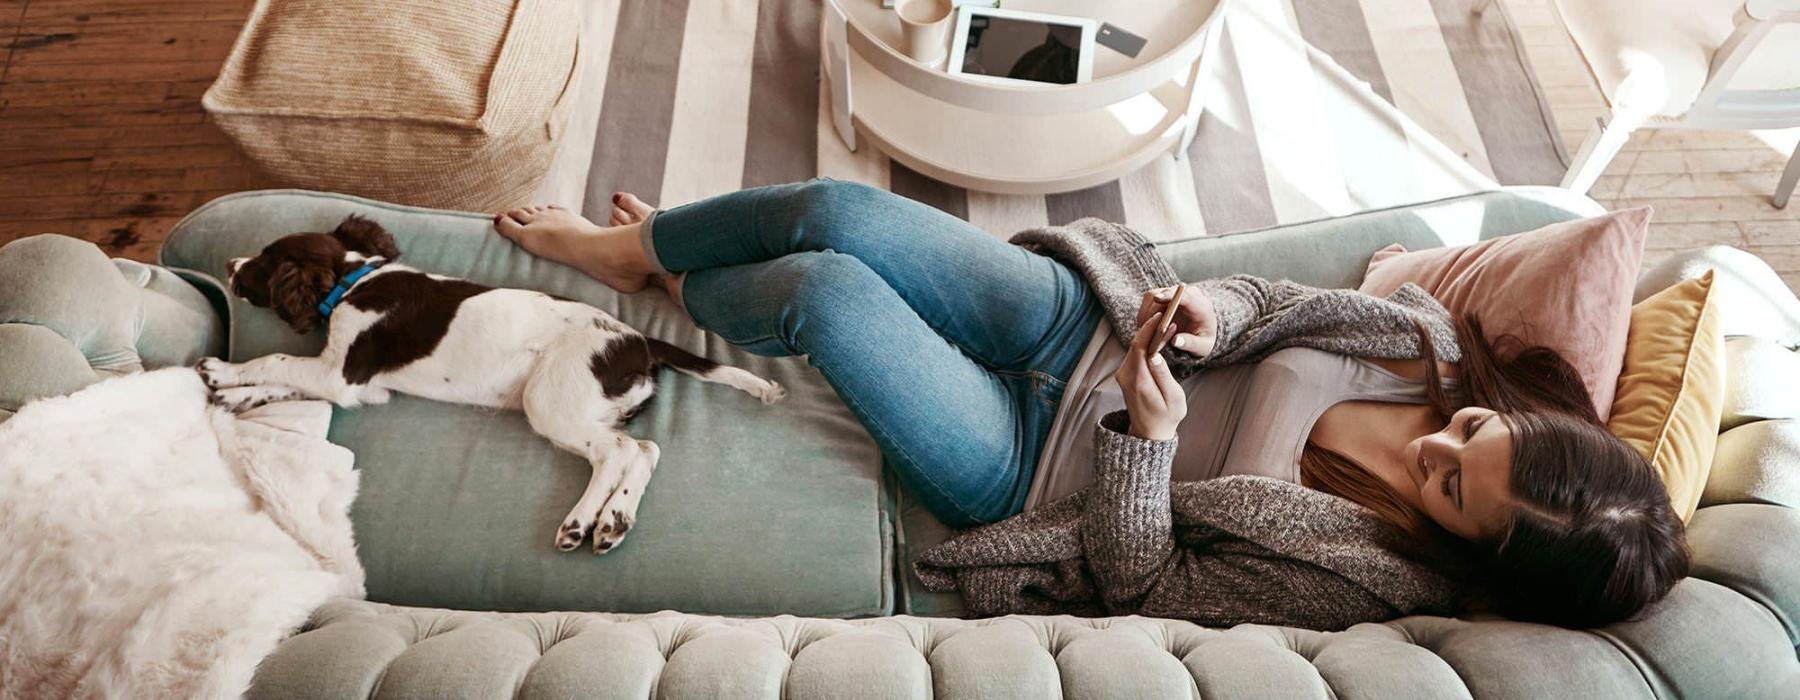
[
  {"xmin": 1722, "ymin": 336, "xmax": 1800, "ymax": 431},
  {"xmin": 0, "ymin": 235, "xmax": 223, "ymax": 421}
]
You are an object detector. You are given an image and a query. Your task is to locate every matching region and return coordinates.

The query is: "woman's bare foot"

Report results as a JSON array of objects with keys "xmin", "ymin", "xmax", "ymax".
[
  {"xmin": 608, "ymin": 192, "xmax": 654, "ymax": 226},
  {"xmin": 606, "ymin": 193, "xmax": 686, "ymax": 309},
  {"xmin": 493, "ymin": 203, "xmax": 653, "ymax": 293},
  {"xmin": 608, "ymin": 190, "xmax": 691, "ymax": 307}
]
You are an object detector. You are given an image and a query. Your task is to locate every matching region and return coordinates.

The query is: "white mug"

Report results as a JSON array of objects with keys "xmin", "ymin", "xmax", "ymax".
[{"xmin": 896, "ymin": 0, "xmax": 954, "ymax": 66}]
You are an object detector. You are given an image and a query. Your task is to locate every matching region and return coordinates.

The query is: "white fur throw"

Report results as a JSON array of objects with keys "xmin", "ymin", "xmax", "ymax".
[{"xmin": 0, "ymin": 368, "xmax": 363, "ymax": 699}]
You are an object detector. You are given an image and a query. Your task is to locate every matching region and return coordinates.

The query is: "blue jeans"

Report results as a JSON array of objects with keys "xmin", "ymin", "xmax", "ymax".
[{"xmin": 642, "ymin": 180, "xmax": 1103, "ymax": 527}]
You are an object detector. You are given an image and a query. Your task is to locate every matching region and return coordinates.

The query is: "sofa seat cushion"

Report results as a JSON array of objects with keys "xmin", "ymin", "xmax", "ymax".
[{"xmin": 159, "ymin": 190, "xmax": 892, "ymax": 617}]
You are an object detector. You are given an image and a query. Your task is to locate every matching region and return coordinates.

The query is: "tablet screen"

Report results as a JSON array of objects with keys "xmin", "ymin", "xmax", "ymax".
[{"xmin": 958, "ymin": 16, "xmax": 1084, "ymax": 84}]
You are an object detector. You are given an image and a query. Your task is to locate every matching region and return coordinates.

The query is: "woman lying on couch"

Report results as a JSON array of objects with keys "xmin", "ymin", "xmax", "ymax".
[{"xmin": 491, "ymin": 179, "xmax": 1686, "ymax": 631}]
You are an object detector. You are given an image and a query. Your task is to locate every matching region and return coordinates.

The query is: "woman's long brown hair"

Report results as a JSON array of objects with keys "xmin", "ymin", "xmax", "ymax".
[
  {"xmin": 1297, "ymin": 314, "xmax": 1600, "ymax": 541},
  {"xmin": 1299, "ymin": 312, "xmax": 1687, "ymax": 628}
]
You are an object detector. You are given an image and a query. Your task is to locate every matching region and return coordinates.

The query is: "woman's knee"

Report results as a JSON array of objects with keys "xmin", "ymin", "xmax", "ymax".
[
  {"xmin": 787, "ymin": 179, "xmax": 886, "ymax": 243},
  {"xmin": 765, "ymin": 249, "xmax": 882, "ymax": 302}
]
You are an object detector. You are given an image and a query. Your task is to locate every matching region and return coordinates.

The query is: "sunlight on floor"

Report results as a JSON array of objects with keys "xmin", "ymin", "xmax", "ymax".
[
  {"xmin": 1749, "ymin": 126, "xmax": 1800, "ymax": 159},
  {"xmin": 1411, "ymin": 199, "xmax": 1491, "ymax": 247}
]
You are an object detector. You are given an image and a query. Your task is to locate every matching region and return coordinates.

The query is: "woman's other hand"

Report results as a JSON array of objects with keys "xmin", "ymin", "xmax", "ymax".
[
  {"xmin": 1115, "ymin": 312, "xmax": 1187, "ymax": 441},
  {"xmin": 1134, "ymin": 284, "xmax": 1218, "ymax": 358}
]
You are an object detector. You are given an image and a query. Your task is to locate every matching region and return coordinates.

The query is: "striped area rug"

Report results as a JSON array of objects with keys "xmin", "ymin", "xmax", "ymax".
[{"xmin": 533, "ymin": 0, "xmax": 1568, "ymax": 243}]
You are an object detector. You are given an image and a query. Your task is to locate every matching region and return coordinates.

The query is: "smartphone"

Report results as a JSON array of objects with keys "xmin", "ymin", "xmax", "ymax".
[{"xmin": 1151, "ymin": 284, "xmax": 1183, "ymax": 354}]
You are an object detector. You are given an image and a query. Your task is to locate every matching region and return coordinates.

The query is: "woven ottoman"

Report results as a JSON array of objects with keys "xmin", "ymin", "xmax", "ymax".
[{"xmin": 203, "ymin": 0, "xmax": 581, "ymax": 211}]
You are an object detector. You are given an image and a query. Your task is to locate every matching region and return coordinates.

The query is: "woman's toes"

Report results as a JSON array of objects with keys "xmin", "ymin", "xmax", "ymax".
[
  {"xmin": 505, "ymin": 207, "xmax": 536, "ymax": 224},
  {"xmin": 493, "ymin": 213, "xmax": 526, "ymax": 240},
  {"xmin": 617, "ymin": 192, "xmax": 654, "ymax": 220}
]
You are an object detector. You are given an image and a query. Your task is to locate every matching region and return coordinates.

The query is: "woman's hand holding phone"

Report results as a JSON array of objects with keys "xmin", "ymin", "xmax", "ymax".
[
  {"xmin": 1134, "ymin": 285, "xmax": 1217, "ymax": 358},
  {"xmin": 1115, "ymin": 312, "xmax": 1187, "ymax": 441}
]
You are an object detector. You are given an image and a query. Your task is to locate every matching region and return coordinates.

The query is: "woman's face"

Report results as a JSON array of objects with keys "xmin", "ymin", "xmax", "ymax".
[{"xmin": 1405, "ymin": 406, "xmax": 1515, "ymax": 540}]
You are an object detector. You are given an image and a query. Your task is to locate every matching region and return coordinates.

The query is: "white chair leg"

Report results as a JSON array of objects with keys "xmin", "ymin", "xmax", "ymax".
[
  {"xmin": 1474, "ymin": 0, "xmax": 1499, "ymax": 16},
  {"xmin": 1775, "ymin": 140, "xmax": 1800, "ymax": 209},
  {"xmin": 1561, "ymin": 114, "xmax": 1635, "ymax": 196}
]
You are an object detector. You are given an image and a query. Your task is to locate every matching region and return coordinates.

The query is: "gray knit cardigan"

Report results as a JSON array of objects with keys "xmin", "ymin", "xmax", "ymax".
[{"xmin": 914, "ymin": 218, "xmax": 1468, "ymax": 630}]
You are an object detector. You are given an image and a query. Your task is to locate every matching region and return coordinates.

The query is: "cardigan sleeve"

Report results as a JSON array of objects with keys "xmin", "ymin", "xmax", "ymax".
[
  {"xmin": 1159, "ymin": 275, "xmax": 1461, "ymax": 378},
  {"xmin": 1148, "ymin": 543, "xmax": 1400, "ymax": 630},
  {"xmin": 1080, "ymin": 410, "xmax": 1179, "ymax": 609}
]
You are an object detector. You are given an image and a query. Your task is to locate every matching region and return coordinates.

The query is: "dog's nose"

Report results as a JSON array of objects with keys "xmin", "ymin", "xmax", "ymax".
[{"xmin": 227, "ymin": 257, "xmax": 247, "ymax": 276}]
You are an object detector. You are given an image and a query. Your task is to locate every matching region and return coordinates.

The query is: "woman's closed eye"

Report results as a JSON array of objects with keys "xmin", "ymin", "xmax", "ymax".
[
  {"xmin": 1464, "ymin": 414, "xmax": 1485, "ymax": 440},
  {"xmin": 1442, "ymin": 468, "xmax": 1464, "ymax": 509}
]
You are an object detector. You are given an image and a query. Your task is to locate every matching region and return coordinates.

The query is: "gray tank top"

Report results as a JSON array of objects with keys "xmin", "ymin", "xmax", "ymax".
[{"xmin": 1026, "ymin": 327, "xmax": 1459, "ymax": 509}]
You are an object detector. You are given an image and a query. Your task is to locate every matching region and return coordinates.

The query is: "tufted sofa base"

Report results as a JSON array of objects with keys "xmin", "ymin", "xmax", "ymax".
[{"xmin": 257, "ymin": 576, "xmax": 1799, "ymax": 700}]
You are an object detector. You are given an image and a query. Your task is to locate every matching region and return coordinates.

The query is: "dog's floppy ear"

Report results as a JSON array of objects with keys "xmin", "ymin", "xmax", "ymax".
[
  {"xmin": 269, "ymin": 259, "xmax": 336, "ymax": 334},
  {"xmin": 331, "ymin": 214, "xmax": 400, "ymax": 260}
]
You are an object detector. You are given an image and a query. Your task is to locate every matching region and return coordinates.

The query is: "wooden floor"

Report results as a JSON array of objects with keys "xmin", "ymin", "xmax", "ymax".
[
  {"xmin": 1506, "ymin": 0, "xmax": 1800, "ymax": 290},
  {"xmin": 0, "ymin": 0, "xmax": 1795, "ymax": 289},
  {"xmin": 0, "ymin": 0, "xmax": 272, "ymax": 262}
]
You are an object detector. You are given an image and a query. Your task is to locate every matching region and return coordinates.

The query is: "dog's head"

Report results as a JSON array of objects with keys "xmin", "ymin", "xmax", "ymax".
[{"xmin": 226, "ymin": 215, "xmax": 401, "ymax": 334}]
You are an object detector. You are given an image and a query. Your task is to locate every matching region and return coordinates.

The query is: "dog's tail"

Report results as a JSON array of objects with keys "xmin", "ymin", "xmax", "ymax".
[{"xmin": 645, "ymin": 338, "xmax": 785, "ymax": 404}]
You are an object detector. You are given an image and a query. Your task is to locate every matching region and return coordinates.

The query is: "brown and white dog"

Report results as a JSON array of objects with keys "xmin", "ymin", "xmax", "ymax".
[{"xmin": 196, "ymin": 215, "xmax": 785, "ymax": 554}]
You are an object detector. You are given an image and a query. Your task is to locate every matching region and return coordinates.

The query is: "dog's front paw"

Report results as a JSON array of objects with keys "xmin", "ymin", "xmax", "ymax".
[
  {"xmin": 555, "ymin": 517, "xmax": 592, "ymax": 552},
  {"xmin": 756, "ymin": 381, "xmax": 787, "ymax": 405},
  {"xmin": 194, "ymin": 357, "xmax": 232, "ymax": 390},
  {"xmin": 209, "ymin": 386, "xmax": 302, "ymax": 413}
]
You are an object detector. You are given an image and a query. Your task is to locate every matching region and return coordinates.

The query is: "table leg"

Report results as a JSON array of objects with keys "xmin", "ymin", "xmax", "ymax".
[
  {"xmin": 824, "ymin": 2, "xmax": 856, "ymax": 151},
  {"xmin": 1176, "ymin": 12, "xmax": 1225, "ymax": 159}
]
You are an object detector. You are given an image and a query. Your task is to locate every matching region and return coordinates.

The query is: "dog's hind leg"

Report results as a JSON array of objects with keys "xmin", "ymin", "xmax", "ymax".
[
  {"xmin": 523, "ymin": 331, "xmax": 635, "ymax": 551},
  {"xmin": 591, "ymin": 439, "xmax": 659, "ymax": 554},
  {"xmin": 550, "ymin": 435, "xmax": 634, "ymax": 551}
]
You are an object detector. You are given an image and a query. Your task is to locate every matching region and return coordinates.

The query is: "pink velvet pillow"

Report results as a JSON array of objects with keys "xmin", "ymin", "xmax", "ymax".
[{"xmin": 1358, "ymin": 207, "xmax": 1651, "ymax": 421}]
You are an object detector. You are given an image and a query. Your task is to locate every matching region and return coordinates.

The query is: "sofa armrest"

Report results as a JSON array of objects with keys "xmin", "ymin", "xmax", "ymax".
[
  {"xmin": 1686, "ymin": 503, "xmax": 1800, "ymax": 644},
  {"xmin": 0, "ymin": 235, "xmax": 224, "ymax": 418}
]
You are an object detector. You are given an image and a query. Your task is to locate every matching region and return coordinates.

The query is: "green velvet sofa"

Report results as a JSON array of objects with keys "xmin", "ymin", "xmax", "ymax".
[{"xmin": 2, "ymin": 187, "xmax": 1797, "ymax": 698}]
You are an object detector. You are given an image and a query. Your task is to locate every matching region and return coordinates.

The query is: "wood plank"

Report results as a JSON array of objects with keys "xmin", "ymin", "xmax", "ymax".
[
  {"xmin": 5, "ymin": 57, "xmax": 230, "ymax": 82},
  {"xmin": 1741, "ymin": 221, "xmax": 1800, "ymax": 247},
  {"xmin": 0, "ymin": 101, "xmax": 209, "ymax": 128},
  {"xmin": 1641, "ymin": 222, "xmax": 1749, "ymax": 252},
  {"xmin": 0, "ymin": 215, "xmax": 184, "ymax": 260},
  {"xmin": 1622, "ymin": 171, "xmax": 1788, "ymax": 199},
  {"xmin": 1631, "ymin": 129, "xmax": 1788, "ymax": 152},
  {"xmin": 1631, "ymin": 149, "xmax": 1796, "ymax": 175},
  {"xmin": 18, "ymin": 0, "xmax": 252, "ymax": 27},
  {"xmin": 0, "ymin": 122, "xmax": 236, "ymax": 150},
  {"xmin": 7, "ymin": 20, "xmax": 243, "ymax": 66},
  {"xmin": 0, "ymin": 78, "xmax": 207, "ymax": 107},
  {"xmin": 1611, "ymin": 195, "xmax": 1797, "ymax": 223}
]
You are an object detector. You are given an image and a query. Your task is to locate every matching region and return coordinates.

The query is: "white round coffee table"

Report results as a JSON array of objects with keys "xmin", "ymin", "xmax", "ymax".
[{"xmin": 822, "ymin": 0, "xmax": 1224, "ymax": 195}]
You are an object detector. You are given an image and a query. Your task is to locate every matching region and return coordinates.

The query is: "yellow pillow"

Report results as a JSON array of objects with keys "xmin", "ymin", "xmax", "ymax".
[{"xmin": 1606, "ymin": 271, "xmax": 1725, "ymax": 521}]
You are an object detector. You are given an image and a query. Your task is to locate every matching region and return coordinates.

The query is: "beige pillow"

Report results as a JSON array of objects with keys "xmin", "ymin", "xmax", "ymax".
[
  {"xmin": 1606, "ymin": 271, "xmax": 1725, "ymax": 521},
  {"xmin": 204, "ymin": 0, "xmax": 581, "ymax": 211}
]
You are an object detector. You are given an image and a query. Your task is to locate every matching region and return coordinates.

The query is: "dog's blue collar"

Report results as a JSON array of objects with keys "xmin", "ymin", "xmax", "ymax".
[{"xmin": 318, "ymin": 260, "xmax": 386, "ymax": 319}]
